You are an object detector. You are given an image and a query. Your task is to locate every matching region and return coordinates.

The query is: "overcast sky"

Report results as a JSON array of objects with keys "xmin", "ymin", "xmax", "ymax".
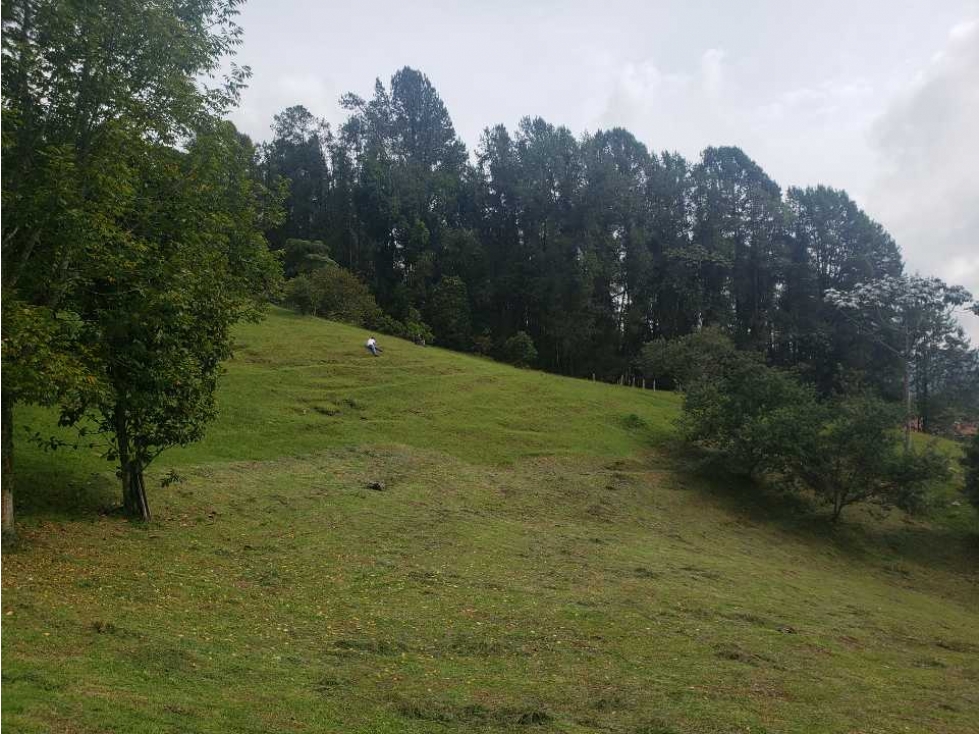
[{"xmin": 226, "ymin": 0, "xmax": 979, "ymax": 339}]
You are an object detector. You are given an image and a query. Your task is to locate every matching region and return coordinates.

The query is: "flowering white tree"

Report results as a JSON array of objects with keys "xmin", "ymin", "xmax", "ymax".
[{"xmin": 825, "ymin": 275, "xmax": 974, "ymax": 451}]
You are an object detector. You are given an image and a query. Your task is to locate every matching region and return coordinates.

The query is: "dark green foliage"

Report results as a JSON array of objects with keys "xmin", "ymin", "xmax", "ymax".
[
  {"xmin": 964, "ymin": 433, "xmax": 979, "ymax": 511},
  {"xmin": 678, "ymin": 334, "xmax": 951, "ymax": 520},
  {"xmin": 371, "ymin": 309, "xmax": 434, "ymax": 345},
  {"xmin": 1, "ymin": 0, "xmax": 279, "ymax": 523},
  {"xmin": 914, "ymin": 332, "xmax": 979, "ymax": 435},
  {"xmin": 637, "ymin": 328, "xmax": 742, "ymax": 390},
  {"xmin": 427, "ymin": 276, "xmax": 472, "ymax": 350},
  {"xmin": 501, "ymin": 332, "xmax": 537, "ymax": 368},
  {"xmin": 282, "ymin": 239, "xmax": 336, "ymax": 278},
  {"xmin": 775, "ymin": 186, "xmax": 903, "ymax": 395},
  {"xmin": 68, "ymin": 123, "xmax": 282, "ymax": 520},
  {"xmin": 262, "ymin": 106, "xmax": 331, "ymax": 248},
  {"xmin": 260, "ymin": 66, "xmax": 979, "ymax": 417},
  {"xmin": 779, "ymin": 395, "xmax": 951, "ymax": 520},
  {"xmin": 0, "ymin": 301, "xmax": 96, "ymax": 412},
  {"xmin": 681, "ymin": 348, "xmax": 816, "ymax": 477},
  {"xmin": 285, "ymin": 266, "xmax": 380, "ymax": 326}
]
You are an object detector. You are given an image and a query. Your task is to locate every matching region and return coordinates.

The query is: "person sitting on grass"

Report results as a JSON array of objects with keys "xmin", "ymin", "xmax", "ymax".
[{"xmin": 365, "ymin": 335, "xmax": 382, "ymax": 357}]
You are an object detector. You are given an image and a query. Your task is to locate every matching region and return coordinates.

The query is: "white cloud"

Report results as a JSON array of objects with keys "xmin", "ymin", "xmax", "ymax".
[
  {"xmin": 950, "ymin": 18, "xmax": 978, "ymax": 39},
  {"xmin": 700, "ymin": 49, "xmax": 725, "ymax": 97},
  {"xmin": 868, "ymin": 18, "xmax": 979, "ymax": 339}
]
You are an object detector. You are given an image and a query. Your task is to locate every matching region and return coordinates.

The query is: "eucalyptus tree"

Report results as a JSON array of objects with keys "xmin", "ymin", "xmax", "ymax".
[{"xmin": 578, "ymin": 128, "xmax": 653, "ymax": 364}]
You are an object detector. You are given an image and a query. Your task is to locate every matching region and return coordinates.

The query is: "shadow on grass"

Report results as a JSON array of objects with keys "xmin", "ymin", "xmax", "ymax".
[
  {"xmin": 668, "ymin": 442, "xmax": 979, "ymax": 575},
  {"xmin": 13, "ymin": 448, "xmax": 119, "ymax": 522}
]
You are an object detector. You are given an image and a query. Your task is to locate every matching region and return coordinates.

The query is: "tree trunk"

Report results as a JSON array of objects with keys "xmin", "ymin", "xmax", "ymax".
[
  {"xmin": 903, "ymin": 358, "xmax": 912, "ymax": 454},
  {"xmin": 122, "ymin": 462, "xmax": 151, "ymax": 522},
  {"xmin": 831, "ymin": 496, "xmax": 843, "ymax": 523},
  {"xmin": 115, "ymin": 406, "xmax": 150, "ymax": 521},
  {"xmin": 2, "ymin": 384, "xmax": 15, "ymax": 544},
  {"xmin": 920, "ymin": 351, "xmax": 930, "ymax": 434}
]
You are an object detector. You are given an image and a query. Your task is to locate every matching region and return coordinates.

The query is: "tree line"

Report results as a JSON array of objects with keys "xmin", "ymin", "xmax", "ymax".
[{"xmin": 260, "ymin": 67, "xmax": 979, "ymax": 434}]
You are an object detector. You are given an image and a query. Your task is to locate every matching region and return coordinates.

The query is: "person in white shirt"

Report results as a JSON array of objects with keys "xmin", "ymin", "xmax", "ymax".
[{"xmin": 365, "ymin": 336, "xmax": 381, "ymax": 356}]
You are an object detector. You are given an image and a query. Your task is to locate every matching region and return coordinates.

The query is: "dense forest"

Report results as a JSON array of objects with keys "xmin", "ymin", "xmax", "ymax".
[{"xmin": 259, "ymin": 67, "xmax": 979, "ymax": 434}]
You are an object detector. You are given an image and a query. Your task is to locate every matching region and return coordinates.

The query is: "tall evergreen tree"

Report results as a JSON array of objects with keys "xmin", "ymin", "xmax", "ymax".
[
  {"xmin": 776, "ymin": 186, "xmax": 904, "ymax": 394},
  {"xmin": 262, "ymin": 105, "xmax": 330, "ymax": 247}
]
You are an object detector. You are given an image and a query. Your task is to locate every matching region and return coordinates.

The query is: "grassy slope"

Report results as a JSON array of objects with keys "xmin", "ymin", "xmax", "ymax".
[{"xmin": 3, "ymin": 307, "xmax": 978, "ymax": 734}]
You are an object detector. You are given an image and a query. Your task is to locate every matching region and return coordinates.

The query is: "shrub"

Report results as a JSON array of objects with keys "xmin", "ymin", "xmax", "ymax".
[
  {"xmin": 367, "ymin": 309, "xmax": 434, "ymax": 345},
  {"xmin": 473, "ymin": 330, "xmax": 494, "ymax": 356},
  {"xmin": 779, "ymin": 395, "xmax": 951, "ymax": 521},
  {"xmin": 678, "ymin": 336, "xmax": 951, "ymax": 521},
  {"xmin": 681, "ymin": 351, "xmax": 817, "ymax": 477},
  {"xmin": 402, "ymin": 316, "xmax": 434, "ymax": 346},
  {"xmin": 284, "ymin": 266, "xmax": 380, "ymax": 326},
  {"xmin": 282, "ymin": 275, "xmax": 319, "ymax": 315},
  {"xmin": 501, "ymin": 331, "xmax": 537, "ymax": 368},
  {"xmin": 637, "ymin": 328, "xmax": 746, "ymax": 390}
]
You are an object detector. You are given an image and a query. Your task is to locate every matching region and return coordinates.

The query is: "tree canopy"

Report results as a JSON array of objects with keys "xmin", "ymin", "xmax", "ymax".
[
  {"xmin": 2, "ymin": 0, "xmax": 279, "ymax": 531},
  {"xmin": 261, "ymin": 67, "xmax": 977, "ymax": 423}
]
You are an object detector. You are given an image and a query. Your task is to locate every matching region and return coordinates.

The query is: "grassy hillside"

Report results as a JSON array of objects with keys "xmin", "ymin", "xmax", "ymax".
[{"xmin": 4, "ymin": 307, "xmax": 978, "ymax": 734}]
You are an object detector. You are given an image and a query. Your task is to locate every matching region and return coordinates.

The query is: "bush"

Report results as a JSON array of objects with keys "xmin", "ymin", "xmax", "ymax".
[
  {"xmin": 473, "ymin": 330, "xmax": 494, "ymax": 356},
  {"xmin": 637, "ymin": 328, "xmax": 742, "ymax": 390},
  {"xmin": 284, "ymin": 266, "xmax": 436, "ymax": 344},
  {"xmin": 282, "ymin": 274, "xmax": 319, "ymax": 315},
  {"xmin": 681, "ymin": 350, "xmax": 817, "ymax": 477},
  {"xmin": 678, "ymin": 336, "xmax": 951, "ymax": 521},
  {"xmin": 402, "ymin": 314, "xmax": 434, "ymax": 346},
  {"xmin": 779, "ymin": 395, "xmax": 951, "ymax": 521},
  {"xmin": 501, "ymin": 331, "xmax": 537, "ymax": 368},
  {"xmin": 284, "ymin": 266, "xmax": 380, "ymax": 326},
  {"xmin": 368, "ymin": 308, "xmax": 434, "ymax": 345}
]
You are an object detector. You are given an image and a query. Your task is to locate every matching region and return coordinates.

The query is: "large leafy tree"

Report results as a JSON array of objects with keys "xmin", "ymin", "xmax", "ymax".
[
  {"xmin": 779, "ymin": 395, "xmax": 949, "ymax": 522},
  {"xmin": 826, "ymin": 275, "xmax": 974, "ymax": 450},
  {"xmin": 65, "ymin": 123, "xmax": 281, "ymax": 519},
  {"xmin": 676, "ymin": 334, "xmax": 950, "ymax": 521},
  {"xmin": 1, "ymin": 0, "xmax": 273, "ymax": 531}
]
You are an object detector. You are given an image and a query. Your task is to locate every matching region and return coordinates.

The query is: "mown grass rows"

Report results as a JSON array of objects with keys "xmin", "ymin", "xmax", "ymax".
[{"xmin": 3, "ymin": 309, "xmax": 978, "ymax": 733}]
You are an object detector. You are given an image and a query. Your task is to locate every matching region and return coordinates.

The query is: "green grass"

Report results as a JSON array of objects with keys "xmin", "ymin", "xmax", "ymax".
[{"xmin": 4, "ymin": 307, "xmax": 978, "ymax": 733}]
